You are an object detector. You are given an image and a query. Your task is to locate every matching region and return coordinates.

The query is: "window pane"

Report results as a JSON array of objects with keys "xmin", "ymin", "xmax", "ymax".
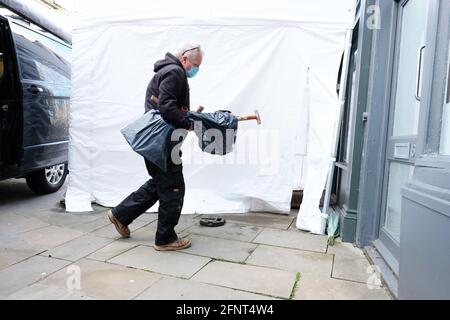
[
  {"xmin": 384, "ymin": 162, "xmax": 414, "ymax": 243},
  {"xmin": 393, "ymin": 0, "xmax": 428, "ymax": 136},
  {"xmin": 0, "ymin": 28, "xmax": 4, "ymax": 79},
  {"xmin": 0, "ymin": 53, "xmax": 4, "ymax": 79},
  {"xmin": 11, "ymin": 23, "xmax": 70, "ymax": 84},
  {"xmin": 440, "ymin": 42, "xmax": 450, "ymax": 155}
]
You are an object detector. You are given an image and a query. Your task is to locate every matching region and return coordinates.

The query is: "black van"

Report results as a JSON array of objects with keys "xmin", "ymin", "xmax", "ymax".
[{"xmin": 0, "ymin": 12, "xmax": 70, "ymax": 194}]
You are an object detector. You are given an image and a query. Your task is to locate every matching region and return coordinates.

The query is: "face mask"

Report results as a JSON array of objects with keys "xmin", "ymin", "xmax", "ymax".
[{"xmin": 187, "ymin": 66, "xmax": 199, "ymax": 78}]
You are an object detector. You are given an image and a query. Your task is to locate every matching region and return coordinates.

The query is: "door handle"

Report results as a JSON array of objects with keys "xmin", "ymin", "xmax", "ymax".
[
  {"xmin": 28, "ymin": 85, "xmax": 44, "ymax": 94},
  {"xmin": 415, "ymin": 45, "xmax": 425, "ymax": 101},
  {"xmin": 1, "ymin": 105, "xmax": 8, "ymax": 112}
]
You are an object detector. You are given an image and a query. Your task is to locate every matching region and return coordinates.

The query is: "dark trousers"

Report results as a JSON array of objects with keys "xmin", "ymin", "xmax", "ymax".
[{"xmin": 112, "ymin": 159, "xmax": 185, "ymax": 245}]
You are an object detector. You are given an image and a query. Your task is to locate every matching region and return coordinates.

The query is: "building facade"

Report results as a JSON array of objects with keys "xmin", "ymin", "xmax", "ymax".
[{"xmin": 335, "ymin": 0, "xmax": 450, "ymax": 299}]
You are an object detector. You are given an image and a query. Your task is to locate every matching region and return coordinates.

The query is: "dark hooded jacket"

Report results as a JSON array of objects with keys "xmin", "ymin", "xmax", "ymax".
[{"xmin": 144, "ymin": 52, "xmax": 191, "ymax": 129}]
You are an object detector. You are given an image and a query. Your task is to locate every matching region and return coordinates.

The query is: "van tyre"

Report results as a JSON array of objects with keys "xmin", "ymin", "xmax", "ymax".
[{"xmin": 26, "ymin": 163, "xmax": 68, "ymax": 194}]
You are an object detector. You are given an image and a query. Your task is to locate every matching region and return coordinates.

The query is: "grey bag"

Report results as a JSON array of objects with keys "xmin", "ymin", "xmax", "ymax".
[{"xmin": 120, "ymin": 110, "xmax": 175, "ymax": 172}]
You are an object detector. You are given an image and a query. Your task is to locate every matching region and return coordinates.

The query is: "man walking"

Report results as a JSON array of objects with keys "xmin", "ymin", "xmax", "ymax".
[{"xmin": 106, "ymin": 44, "xmax": 203, "ymax": 251}]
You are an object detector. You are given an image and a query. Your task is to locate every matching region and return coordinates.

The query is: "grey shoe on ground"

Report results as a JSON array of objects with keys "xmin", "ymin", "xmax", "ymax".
[{"xmin": 107, "ymin": 210, "xmax": 130, "ymax": 238}]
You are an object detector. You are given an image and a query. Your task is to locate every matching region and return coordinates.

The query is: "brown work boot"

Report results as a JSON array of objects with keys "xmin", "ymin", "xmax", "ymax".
[
  {"xmin": 106, "ymin": 210, "xmax": 130, "ymax": 238},
  {"xmin": 154, "ymin": 238, "xmax": 191, "ymax": 251}
]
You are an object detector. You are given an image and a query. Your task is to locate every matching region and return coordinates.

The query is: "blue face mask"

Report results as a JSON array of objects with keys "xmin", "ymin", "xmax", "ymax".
[{"xmin": 187, "ymin": 66, "xmax": 199, "ymax": 78}]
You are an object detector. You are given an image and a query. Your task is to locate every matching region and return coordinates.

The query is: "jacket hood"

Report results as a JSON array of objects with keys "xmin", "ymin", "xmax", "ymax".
[{"xmin": 154, "ymin": 52, "xmax": 185, "ymax": 73}]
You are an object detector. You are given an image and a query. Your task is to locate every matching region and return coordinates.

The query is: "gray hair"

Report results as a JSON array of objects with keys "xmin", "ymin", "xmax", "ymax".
[{"xmin": 175, "ymin": 43, "xmax": 204, "ymax": 60}]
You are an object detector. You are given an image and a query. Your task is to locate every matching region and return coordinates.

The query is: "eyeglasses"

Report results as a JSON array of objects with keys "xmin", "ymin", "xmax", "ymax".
[
  {"xmin": 182, "ymin": 46, "xmax": 201, "ymax": 67},
  {"xmin": 181, "ymin": 46, "xmax": 200, "ymax": 56}
]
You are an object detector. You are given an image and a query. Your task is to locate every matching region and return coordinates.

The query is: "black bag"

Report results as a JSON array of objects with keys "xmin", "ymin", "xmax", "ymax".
[
  {"xmin": 121, "ymin": 110, "xmax": 238, "ymax": 172},
  {"xmin": 188, "ymin": 110, "xmax": 238, "ymax": 155}
]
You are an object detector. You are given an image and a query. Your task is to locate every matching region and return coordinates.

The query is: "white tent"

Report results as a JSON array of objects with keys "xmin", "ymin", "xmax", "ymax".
[{"xmin": 66, "ymin": 0, "xmax": 354, "ymax": 234}]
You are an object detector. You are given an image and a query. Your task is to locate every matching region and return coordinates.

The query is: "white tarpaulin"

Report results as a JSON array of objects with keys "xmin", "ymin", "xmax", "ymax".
[{"xmin": 66, "ymin": 0, "xmax": 354, "ymax": 233}]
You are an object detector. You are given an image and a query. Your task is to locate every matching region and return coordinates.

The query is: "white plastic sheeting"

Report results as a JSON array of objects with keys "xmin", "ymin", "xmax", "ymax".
[{"xmin": 66, "ymin": 0, "xmax": 354, "ymax": 231}]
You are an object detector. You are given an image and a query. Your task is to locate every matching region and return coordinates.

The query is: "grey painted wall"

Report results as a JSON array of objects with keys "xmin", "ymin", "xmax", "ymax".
[
  {"xmin": 400, "ymin": 186, "xmax": 450, "ymax": 299},
  {"xmin": 353, "ymin": 0, "xmax": 450, "ymax": 299},
  {"xmin": 335, "ymin": 0, "xmax": 375, "ymax": 243},
  {"xmin": 356, "ymin": 0, "xmax": 396, "ymax": 247},
  {"xmin": 398, "ymin": 0, "xmax": 450, "ymax": 299}
]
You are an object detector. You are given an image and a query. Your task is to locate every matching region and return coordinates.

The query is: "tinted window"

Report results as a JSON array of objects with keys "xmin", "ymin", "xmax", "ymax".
[
  {"xmin": 0, "ymin": 28, "xmax": 4, "ymax": 79},
  {"xmin": 439, "ymin": 41, "xmax": 450, "ymax": 155},
  {"xmin": 10, "ymin": 22, "xmax": 70, "ymax": 84},
  {"xmin": 447, "ymin": 53, "xmax": 450, "ymax": 104}
]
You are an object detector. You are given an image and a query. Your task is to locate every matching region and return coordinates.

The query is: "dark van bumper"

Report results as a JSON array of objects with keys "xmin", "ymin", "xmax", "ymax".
[{"xmin": 20, "ymin": 140, "xmax": 69, "ymax": 171}]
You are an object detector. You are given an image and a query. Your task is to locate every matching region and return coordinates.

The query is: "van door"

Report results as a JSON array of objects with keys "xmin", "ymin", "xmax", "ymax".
[
  {"xmin": 9, "ymin": 21, "xmax": 71, "ymax": 170},
  {"xmin": 0, "ymin": 17, "xmax": 20, "ymax": 166}
]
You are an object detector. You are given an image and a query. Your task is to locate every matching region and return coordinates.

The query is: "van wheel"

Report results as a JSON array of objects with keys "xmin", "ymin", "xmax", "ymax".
[{"xmin": 26, "ymin": 163, "xmax": 68, "ymax": 194}]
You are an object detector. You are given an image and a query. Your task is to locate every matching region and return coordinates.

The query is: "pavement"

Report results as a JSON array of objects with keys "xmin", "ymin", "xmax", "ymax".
[{"xmin": 0, "ymin": 178, "xmax": 392, "ymax": 300}]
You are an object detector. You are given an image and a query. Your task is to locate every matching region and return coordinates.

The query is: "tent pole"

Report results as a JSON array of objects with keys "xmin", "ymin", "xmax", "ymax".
[{"xmin": 321, "ymin": 28, "xmax": 354, "ymax": 215}]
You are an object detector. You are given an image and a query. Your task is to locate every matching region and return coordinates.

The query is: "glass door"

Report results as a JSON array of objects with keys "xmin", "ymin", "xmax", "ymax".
[{"xmin": 377, "ymin": 0, "xmax": 432, "ymax": 274}]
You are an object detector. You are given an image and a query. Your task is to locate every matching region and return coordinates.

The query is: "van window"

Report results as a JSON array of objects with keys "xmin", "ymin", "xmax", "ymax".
[
  {"xmin": 10, "ymin": 23, "xmax": 70, "ymax": 85},
  {"xmin": 0, "ymin": 52, "xmax": 4, "ymax": 79},
  {"xmin": 0, "ymin": 24, "xmax": 13, "ymax": 95},
  {"xmin": 439, "ymin": 41, "xmax": 450, "ymax": 155},
  {"xmin": 0, "ymin": 29, "xmax": 4, "ymax": 79}
]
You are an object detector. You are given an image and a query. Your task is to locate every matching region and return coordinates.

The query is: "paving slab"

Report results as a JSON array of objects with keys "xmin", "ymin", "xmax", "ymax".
[
  {"xmin": 91, "ymin": 218, "xmax": 150, "ymax": 239},
  {"xmin": 135, "ymin": 213, "xmax": 158, "ymax": 223},
  {"xmin": 7, "ymin": 283, "xmax": 94, "ymax": 300},
  {"xmin": 119, "ymin": 219, "xmax": 193, "ymax": 246},
  {"xmin": 119, "ymin": 223, "xmax": 158, "ymax": 245},
  {"xmin": 0, "ymin": 213, "xmax": 49, "ymax": 235},
  {"xmin": 184, "ymin": 222, "xmax": 262, "ymax": 242},
  {"xmin": 246, "ymin": 245, "xmax": 332, "ymax": 276},
  {"xmin": 87, "ymin": 241, "xmax": 139, "ymax": 262},
  {"xmin": 222, "ymin": 212, "xmax": 294, "ymax": 230},
  {"xmin": 18, "ymin": 225, "xmax": 84, "ymax": 248},
  {"xmin": 65, "ymin": 217, "xmax": 111, "ymax": 233},
  {"xmin": 42, "ymin": 235, "xmax": 113, "ymax": 261},
  {"xmin": 0, "ymin": 234, "xmax": 47, "ymax": 270},
  {"xmin": 33, "ymin": 211, "xmax": 103, "ymax": 228},
  {"xmin": 0, "ymin": 249, "xmax": 41, "ymax": 271},
  {"xmin": 0, "ymin": 256, "xmax": 70, "ymax": 297},
  {"xmin": 253, "ymin": 228, "xmax": 327, "ymax": 253},
  {"xmin": 0, "ymin": 179, "xmax": 66, "ymax": 216},
  {"xmin": 332, "ymin": 255, "xmax": 380, "ymax": 284},
  {"xmin": 327, "ymin": 241, "xmax": 366, "ymax": 258},
  {"xmin": 294, "ymin": 274, "xmax": 391, "ymax": 300},
  {"xmin": 38, "ymin": 258, "xmax": 161, "ymax": 300},
  {"xmin": 109, "ymin": 245, "xmax": 211, "ymax": 278},
  {"xmin": 135, "ymin": 277, "xmax": 276, "ymax": 300},
  {"xmin": 175, "ymin": 215, "xmax": 201, "ymax": 233},
  {"xmin": 192, "ymin": 261, "xmax": 297, "ymax": 299},
  {"xmin": 183, "ymin": 234, "xmax": 257, "ymax": 263}
]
